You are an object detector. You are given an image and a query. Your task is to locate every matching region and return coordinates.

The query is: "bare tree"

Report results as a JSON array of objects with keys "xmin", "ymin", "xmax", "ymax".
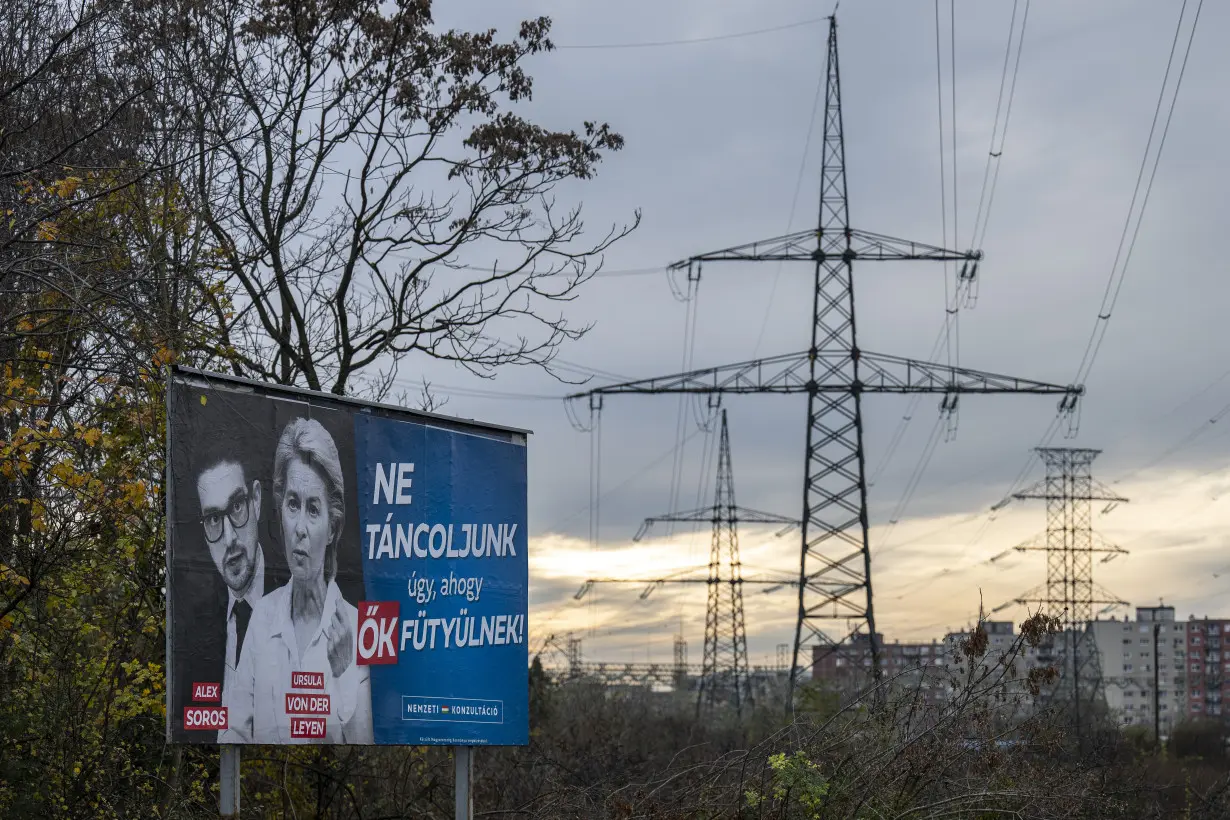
[{"xmin": 152, "ymin": 0, "xmax": 638, "ymax": 396}]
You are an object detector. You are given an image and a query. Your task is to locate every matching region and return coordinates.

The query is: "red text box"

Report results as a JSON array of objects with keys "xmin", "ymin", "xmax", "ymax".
[
  {"xmin": 183, "ymin": 706, "xmax": 228, "ymax": 730},
  {"xmin": 192, "ymin": 682, "xmax": 220, "ymax": 702},
  {"xmin": 285, "ymin": 693, "xmax": 331, "ymax": 715},
  {"xmin": 356, "ymin": 600, "xmax": 400, "ymax": 665},
  {"xmin": 290, "ymin": 717, "xmax": 326, "ymax": 739},
  {"xmin": 291, "ymin": 671, "xmax": 325, "ymax": 690}
]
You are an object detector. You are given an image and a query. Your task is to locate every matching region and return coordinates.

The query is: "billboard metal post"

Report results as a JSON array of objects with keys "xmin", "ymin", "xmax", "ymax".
[
  {"xmin": 220, "ymin": 746, "xmax": 240, "ymax": 817},
  {"xmin": 454, "ymin": 746, "xmax": 473, "ymax": 819}
]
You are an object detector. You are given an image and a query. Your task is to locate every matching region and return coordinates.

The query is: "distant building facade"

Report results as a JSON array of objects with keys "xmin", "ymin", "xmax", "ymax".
[
  {"xmin": 807, "ymin": 606, "xmax": 1230, "ymax": 737},
  {"xmin": 1090, "ymin": 606, "xmax": 1185, "ymax": 737}
]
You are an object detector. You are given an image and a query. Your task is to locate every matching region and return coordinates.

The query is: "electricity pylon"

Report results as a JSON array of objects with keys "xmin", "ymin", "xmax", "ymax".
[
  {"xmin": 634, "ymin": 410, "xmax": 798, "ymax": 715},
  {"xmin": 1012, "ymin": 447, "xmax": 1127, "ymax": 747},
  {"xmin": 566, "ymin": 16, "xmax": 1082, "ymax": 708}
]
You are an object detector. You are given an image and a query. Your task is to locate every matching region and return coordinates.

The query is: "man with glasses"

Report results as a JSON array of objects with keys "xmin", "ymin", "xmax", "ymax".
[{"xmin": 187, "ymin": 443, "xmax": 288, "ymax": 738}]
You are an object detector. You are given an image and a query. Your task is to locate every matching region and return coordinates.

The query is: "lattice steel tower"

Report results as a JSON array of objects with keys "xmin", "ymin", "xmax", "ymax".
[
  {"xmin": 634, "ymin": 410, "xmax": 798, "ymax": 715},
  {"xmin": 1012, "ymin": 447, "xmax": 1127, "ymax": 740},
  {"xmin": 566, "ymin": 16, "xmax": 1081, "ymax": 707}
]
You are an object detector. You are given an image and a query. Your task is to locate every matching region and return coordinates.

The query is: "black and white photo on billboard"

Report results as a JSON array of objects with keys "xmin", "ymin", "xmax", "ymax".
[{"xmin": 167, "ymin": 379, "xmax": 372, "ymax": 744}]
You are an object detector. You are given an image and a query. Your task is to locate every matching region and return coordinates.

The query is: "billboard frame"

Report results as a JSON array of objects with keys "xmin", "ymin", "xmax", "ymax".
[{"xmin": 163, "ymin": 364, "xmax": 531, "ymax": 748}]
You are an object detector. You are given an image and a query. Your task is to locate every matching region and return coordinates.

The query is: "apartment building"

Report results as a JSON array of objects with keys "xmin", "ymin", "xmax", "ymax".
[
  {"xmin": 811, "ymin": 633, "xmax": 947, "ymax": 702},
  {"xmin": 809, "ymin": 607, "xmax": 1230, "ymax": 736},
  {"xmin": 1183, "ymin": 615, "xmax": 1230, "ymax": 720},
  {"xmin": 1091, "ymin": 606, "xmax": 1186, "ymax": 738}
]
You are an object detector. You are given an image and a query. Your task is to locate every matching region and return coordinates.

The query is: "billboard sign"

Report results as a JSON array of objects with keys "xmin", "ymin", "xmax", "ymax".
[{"xmin": 165, "ymin": 368, "xmax": 529, "ymax": 745}]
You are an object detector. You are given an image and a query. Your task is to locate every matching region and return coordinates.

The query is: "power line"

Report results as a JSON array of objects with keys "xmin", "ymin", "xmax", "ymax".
[
  {"xmin": 876, "ymin": 415, "xmax": 945, "ymax": 553},
  {"xmin": 1073, "ymin": 0, "xmax": 1202, "ymax": 387},
  {"xmin": 543, "ymin": 424, "xmax": 711, "ymax": 535},
  {"xmin": 949, "ymin": 0, "xmax": 958, "ymax": 263},
  {"xmin": 962, "ymin": 0, "xmax": 1202, "ymax": 554},
  {"xmin": 866, "ymin": 1, "xmax": 965, "ymax": 533},
  {"xmin": 971, "ymin": 0, "xmax": 1031, "ymax": 250},
  {"xmin": 665, "ymin": 275, "xmax": 703, "ymax": 536},
  {"xmin": 555, "ymin": 16, "xmax": 826, "ymax": 50},
  {"xmin": 750, "ymin": 47, "xmax": 827, "ymax": 359},
  {"xmin": 934, "ymin": 0, "xmax": 953, "ymax": 372},
  {"xmin": 968, "ymin": 0, "xmax": 1026, "ymax": 247},
  {"xmin": 870, "ymin": 2, "xmax": 1028, "ymax": 508}
]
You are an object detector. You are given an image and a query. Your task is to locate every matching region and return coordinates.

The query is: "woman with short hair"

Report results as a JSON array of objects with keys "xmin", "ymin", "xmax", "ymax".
[{"xmin": 223, "ymin": 417, "xmax": 374, "ymax": 744}]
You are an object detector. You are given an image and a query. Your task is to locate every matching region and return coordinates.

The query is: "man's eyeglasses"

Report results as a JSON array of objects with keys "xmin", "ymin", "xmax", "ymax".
[{"xmin": 201, "ymin": 491, "xmax": 250, "ymax": 543}]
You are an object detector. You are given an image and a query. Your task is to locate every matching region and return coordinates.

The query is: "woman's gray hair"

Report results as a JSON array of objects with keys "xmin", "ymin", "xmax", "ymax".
[{"xmin": 273, "ymin": 417, "xmax": 345, "ymax": 584}]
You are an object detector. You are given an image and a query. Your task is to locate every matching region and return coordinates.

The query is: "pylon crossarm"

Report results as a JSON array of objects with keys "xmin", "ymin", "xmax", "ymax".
[
  {"xmin": 667, "ymin": 230, "xmax": 818, "ymax": 266},
  {"xmin": 1091, "ymin": 583, "xmax": 1129, "ymax": 606},
  {"xmin": 564, "ymin": 350, "xmax": 1081, "ymax": 400},
  {"xmin": 734, "ymin": 507, "xmax": 800, "ymax": 525},
  {"xmin": 582, "ymin": 577, "xmax": 795, "ymax": 586},
  {"xmin": 666, "ymin": 228, "xmax": 981, "ymax": 269},
  {"xmin": 636, "ymin": 507, "xmax": 798, "ymax": 536},
  {"xmin": 565, "ymin": 351, "xmax": 811, "ymax": 398},
  {"xmin": 846, "ymin": 228, "xmax": 981, "ymax": 262},
  {"xmin": 1012, "ymin": 483, "xmax": 1127, "ymax": 502},
  {"xmin": 1014, "ymin": 531, "xmax": 1130, "ymax": 555},
  {"xmin": 856, "ymin": 352, "xmax": 1081, "ymax": 396}
]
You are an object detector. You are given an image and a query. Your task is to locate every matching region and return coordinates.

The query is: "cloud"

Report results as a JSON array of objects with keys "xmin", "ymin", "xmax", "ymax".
[{"xmin": 403, "ymin": 1, "xmax": 1230, "ymax": 662}]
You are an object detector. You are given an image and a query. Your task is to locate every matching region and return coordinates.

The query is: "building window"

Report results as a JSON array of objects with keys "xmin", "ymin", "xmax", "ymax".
[{"xmin": 1125, "ymin": 664, "xmax": 1133, "ymax": 672}]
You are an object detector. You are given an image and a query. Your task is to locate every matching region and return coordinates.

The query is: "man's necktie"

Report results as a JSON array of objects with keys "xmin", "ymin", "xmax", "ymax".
[{"xmin": 233, "ymin": 599, "xmax": 253, "ymax": 664}]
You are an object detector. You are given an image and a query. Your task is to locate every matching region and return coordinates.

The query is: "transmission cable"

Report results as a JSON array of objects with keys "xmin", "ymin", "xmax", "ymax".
[
  {"xmin": 933, "ymin": 0, "xmax": 954, "ymax": 373},
  {"xmin": 971, "ymin": 0, "xmax": 1031, "ymax": 250},
  {"xmin": 965, "ymin": 0, "xmax": 1204, "ymax": 552},
  {"xmin": 876, "ymin": 415, "xmax": 945, "ymax": 553},
  {"xmin": 870, "ymin": 2, "xmax": 960, "ymax": 538},
  {"xmin": 545, "ymin": 425, "xmax": 711, "ymax": 535},
  {"xmin": 665, "ymin": 275, "xmax": 703, "ymax": 535},
  {"xmin": 750, "ymin": 55, "xmax": 827, "ymax": 359},
  {"xmin": 557, "ymin": 16, "xmax": 826, "ymax": 50},
  {"xmin": 1073, "ymin": 0, "xmax": 1203, "ymax": 387}
]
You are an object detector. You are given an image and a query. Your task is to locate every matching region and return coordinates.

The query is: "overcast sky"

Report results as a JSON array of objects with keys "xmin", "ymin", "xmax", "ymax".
[{"xmin": 394, "ymin": 1, "xmax": 1229, "ymax": 667}]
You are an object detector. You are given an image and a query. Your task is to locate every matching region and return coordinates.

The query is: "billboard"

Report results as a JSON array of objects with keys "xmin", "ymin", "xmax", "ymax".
[{"xmin": 165, "ymin": 368, "xmax": 529, "ymax": 745}]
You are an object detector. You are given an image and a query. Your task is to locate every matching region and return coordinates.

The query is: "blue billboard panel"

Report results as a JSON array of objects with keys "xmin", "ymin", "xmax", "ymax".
[{"xmin": 355, "ymin": 414, "xmax": 528, "ymax": 745}]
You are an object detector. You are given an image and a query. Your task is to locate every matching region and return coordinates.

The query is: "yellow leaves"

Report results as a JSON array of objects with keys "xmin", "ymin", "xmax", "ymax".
[
  {"xmin": 119, "ymin": 480, "xmax": 150, "ymax": 509},
  {"xmin": 151, "ymin": 346, "xmax": 177, "ymax": 368},
  {"xmin": 0, "ymin": 562, "xmax": 24, "ymax": 589},
  {"xmin": 35, "ymin": 220, "xmax": 59, "ymax": 242},
  {"xmin": 53, "ymin": 176, "xmax": 83, "ymax": 199},
  {"xmin": 29, "ymin": 499, "xmax": 47, "ymax": 533},
  {"xmin": 80, "ymin": 427, "xmax": 102, "ymax": 447}
]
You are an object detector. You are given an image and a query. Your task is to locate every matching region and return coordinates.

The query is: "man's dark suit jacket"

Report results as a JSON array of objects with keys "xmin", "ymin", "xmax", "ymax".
[{"xmin": 172, "ymin": 545, "xmax": 290, "ymax": 727}]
